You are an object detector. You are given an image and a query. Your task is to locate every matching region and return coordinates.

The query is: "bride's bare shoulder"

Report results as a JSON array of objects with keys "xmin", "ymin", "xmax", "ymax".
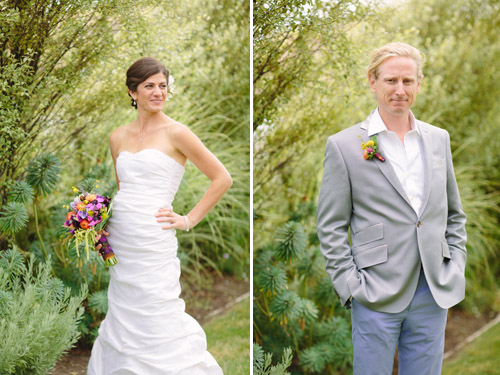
[
  {"xmin": 109, "ymin": 123, "xmax": 134, "ymax": 157},
  {"xmin": 165, "ymin": 120, "xmax": 205, "ymax": 157},
  {"xmin": 165, "ymin": 120, "xmax": 194, "ymax": 140},
  {"xmin": 110, "ymin": 122, "xmax": 135, "ymax": 137}
]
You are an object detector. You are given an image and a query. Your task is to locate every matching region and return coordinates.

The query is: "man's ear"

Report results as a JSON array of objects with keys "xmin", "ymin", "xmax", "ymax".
[
  {"xmin": 416, "ymin": 77, "xmax": 422, "ymax": 93},
  {"xmin": 368, "ymin": 73, "xmax": 377, "ymax": 93}
]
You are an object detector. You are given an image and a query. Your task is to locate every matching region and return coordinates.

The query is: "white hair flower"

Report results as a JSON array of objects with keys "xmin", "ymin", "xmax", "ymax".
[{"xmin": 167, "ymin": 74, "xmax": 175, "ymax": 100}]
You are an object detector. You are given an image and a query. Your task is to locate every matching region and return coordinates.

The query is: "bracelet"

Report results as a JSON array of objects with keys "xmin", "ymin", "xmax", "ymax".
[{"xmin": 183, "ymin": 215, "xmax": 190, "ymax": 232}]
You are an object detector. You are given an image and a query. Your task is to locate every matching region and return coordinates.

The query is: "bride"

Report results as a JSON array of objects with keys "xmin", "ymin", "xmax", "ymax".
[{"xmin": 87, "ymin": 57, "xmax": 231, "ymax": 374}]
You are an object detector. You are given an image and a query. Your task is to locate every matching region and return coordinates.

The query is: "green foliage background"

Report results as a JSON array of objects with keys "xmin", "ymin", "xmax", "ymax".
[
  {"xmin": 0, "ymin": 0, "xmax": 250, "ymax": 366},
  {"xmin": 0, "ymin": 249, "xmax": 86, "ymax": 374},
  {"xmin": 254, "ymin": 0, "xmax": 500, "ymax": 373}
]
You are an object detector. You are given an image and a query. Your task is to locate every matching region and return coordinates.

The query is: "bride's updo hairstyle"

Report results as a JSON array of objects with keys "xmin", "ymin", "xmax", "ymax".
[{"xmin": 126, "ymin": 57, "xmax": 170, "ymax": 109}]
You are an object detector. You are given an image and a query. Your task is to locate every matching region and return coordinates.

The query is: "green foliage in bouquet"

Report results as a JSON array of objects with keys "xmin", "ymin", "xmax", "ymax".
[
  {"xmin": 0, "ymin": 249, "xmax": 87, "ymax": 375},
  {"xmin": 253, "ymin": 343, "xmax": 293, "ymax": 375},
  {"xmin": 254, "ymin": 219, "xmax": 352, "ymax": 374}
]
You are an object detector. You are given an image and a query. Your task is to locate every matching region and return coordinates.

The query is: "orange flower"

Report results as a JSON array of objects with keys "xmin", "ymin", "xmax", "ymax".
[
  {"xmin": 76, "ymin": 202, "xmax": 86, "ymax": 211},
  {"xmin": 80, "ymin": 220, "xmax": 90, "ymax": 230},
  {"xmin": 360, "ymin": 134, "xmax": 385, "ymax": 162},
  {"xmin": 66, "ymin": 211, "xmax": 76, "ymax": 221},
  {"xmin": 86, "ymin": 194, "xmax": 97, "ymax": 202}
]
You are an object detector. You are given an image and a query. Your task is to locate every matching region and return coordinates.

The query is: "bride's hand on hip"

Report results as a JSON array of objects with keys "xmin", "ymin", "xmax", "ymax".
[{"xmin": 155, "ymin": 207, "xmax": 190, "ymax": 231}]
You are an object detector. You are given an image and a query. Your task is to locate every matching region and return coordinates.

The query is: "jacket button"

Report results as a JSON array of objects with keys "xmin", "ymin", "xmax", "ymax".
[{"xmin": 417, "ymin": 221, "xmax": 421, "ymax": 228}]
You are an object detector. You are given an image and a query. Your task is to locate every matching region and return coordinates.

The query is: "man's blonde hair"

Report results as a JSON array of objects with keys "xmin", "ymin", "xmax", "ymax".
[{"xmin": 368, "ymin": 42, "xmax": 424, "ymax": 80}]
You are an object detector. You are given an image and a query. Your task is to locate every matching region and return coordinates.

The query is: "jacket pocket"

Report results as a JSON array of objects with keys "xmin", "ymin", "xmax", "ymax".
[
  {"xmin": 353, "ymin": 244, "xmax": 388, "ymax": 269},
  {"xmin": 352, "ymin": 223, "xmax": 384, "ymax": 247},
  {"xmin": 442, "ymin": 241, "xmax": 451, "ymax": 259}
]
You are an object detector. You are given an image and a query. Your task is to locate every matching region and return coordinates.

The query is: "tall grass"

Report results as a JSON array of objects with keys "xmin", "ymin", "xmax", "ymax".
[
  {"xmin": 171, "ymin": 99, "xmax": 250, "ymax": 282},
  {"xmin": 454, "ymin": 163, "xmax": 500, "ymax": 313}
]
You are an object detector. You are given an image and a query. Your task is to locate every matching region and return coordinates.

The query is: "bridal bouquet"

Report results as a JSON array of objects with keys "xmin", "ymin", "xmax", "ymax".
[{"xmin": 62, "ymin": 186, "xmax": 118, "ymax": 267}]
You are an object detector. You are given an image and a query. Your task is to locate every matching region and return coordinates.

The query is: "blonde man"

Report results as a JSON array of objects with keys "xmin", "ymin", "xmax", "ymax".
[{"xmin": 317, "ymin": 42, "xmax": 466, "ymax": 375}]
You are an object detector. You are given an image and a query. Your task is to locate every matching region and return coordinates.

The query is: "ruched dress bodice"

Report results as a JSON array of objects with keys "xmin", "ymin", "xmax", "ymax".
[
  {"xmin": 88, "ymin": 148, "xmax": 223, "ymax": 375},
  {"xmin": 111, "ymin": 149, "xmax": 185, "ymax": 253}
]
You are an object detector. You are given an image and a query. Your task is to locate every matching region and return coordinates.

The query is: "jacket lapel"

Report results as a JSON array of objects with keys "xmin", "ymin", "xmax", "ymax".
[
  {"xmin": 417, "ymin": 122, "xmax": 433, "ymax": 217},
  {"xmin": 359, "ymin": 116, "xmax": 413, "ymax": 209}
]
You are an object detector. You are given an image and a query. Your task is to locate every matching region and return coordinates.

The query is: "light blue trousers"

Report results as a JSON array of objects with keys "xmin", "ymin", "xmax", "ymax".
[{"xmin": 351, "ymin": 268, "xmax": 448, "ymax": 375}]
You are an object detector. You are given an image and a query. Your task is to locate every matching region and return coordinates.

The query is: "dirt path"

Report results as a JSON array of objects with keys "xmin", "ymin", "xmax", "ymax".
[{"xmin": 51, "ymin": 274, "xmax": 249, "ymax": 375}]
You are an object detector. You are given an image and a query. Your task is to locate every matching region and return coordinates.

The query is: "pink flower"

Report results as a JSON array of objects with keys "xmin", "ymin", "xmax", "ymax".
[{"xmin": 360, "ymin": 135, "xmax": 385, "ymax": 162}]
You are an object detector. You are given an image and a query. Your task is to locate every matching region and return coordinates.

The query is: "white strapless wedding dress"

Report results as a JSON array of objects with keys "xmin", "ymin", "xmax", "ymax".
[{"xmin": 88, "ymin": 148, "xmax": 223, "ymax": 375}]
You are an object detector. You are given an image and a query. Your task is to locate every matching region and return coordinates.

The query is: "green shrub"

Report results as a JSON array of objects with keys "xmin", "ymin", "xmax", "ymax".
[
  {"xmin": 253, "ymin": 344, "xmax": 293, "ymax": 375},
  {"xmin": 0, "ymin": 249, "xmax": 86, "ymax": 375},
  {"xmin": 1, "ymin": 0, "xmax": 250, "ymax": 351},
  {"xmin": 254, "ymin": 220, "xmax": 353, "ymax": 374},
  {"xmin": 0, "ymin": 202, "xmax": 29, "ymax": 236},
  {"xmin": 253, "ymin": 0, "xmax": 500, "ymax": 316}
]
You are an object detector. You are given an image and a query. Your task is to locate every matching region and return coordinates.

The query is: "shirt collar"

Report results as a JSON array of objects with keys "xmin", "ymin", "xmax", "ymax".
[{"xmin": 367, "ymin": 107, "xmax": 420, "ymax": 137}]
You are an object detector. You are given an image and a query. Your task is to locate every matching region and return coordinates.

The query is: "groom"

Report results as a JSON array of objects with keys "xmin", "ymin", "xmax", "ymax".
[{"xmin": 317, "ymin": 42, "xmax": 467, "ymax": 375}]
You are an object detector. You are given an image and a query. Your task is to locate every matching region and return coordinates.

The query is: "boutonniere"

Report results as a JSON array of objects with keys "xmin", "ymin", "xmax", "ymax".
[{"xmin": 359, "ymin": 135, "xmax": 385, "ymax": 162}]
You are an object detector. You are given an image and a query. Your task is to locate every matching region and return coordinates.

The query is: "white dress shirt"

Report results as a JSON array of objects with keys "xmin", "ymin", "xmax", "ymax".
[{"xmin": 367, "ymin": 108, "xmax": 425, "ymax": 214}]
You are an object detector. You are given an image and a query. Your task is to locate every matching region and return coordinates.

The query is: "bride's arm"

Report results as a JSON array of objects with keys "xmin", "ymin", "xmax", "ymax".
[
  {"xmin": 96, "ymin": 128, "xmax": 123, "ymax": 248},
  {"xmin": 156, "ymin": 123, "xmax": 232, "ymax": 230},
  {"xmin": 109, "ymin": 128, "xmax": 122, "ymax": 190}
]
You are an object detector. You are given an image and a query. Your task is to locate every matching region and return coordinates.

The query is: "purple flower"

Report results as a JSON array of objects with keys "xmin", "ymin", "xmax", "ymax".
[
  {"xmin": 77, "ymin": 211, "xmax": 87, "ymax": 219},
  {"xmin": 70, "ymin": 197, "xmax": 79, "ymax": 208}
]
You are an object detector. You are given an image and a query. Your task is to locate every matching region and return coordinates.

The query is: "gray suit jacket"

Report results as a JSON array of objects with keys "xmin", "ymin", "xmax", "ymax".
[{"xmin": 317, "ymin": 111, "xmax": 467, "ymax": 313}]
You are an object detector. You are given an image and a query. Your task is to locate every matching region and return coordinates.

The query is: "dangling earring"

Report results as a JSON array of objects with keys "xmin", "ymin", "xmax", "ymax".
[{"xmin": 128, "ymin": 93, "xmax": 137, "ymax": 109}]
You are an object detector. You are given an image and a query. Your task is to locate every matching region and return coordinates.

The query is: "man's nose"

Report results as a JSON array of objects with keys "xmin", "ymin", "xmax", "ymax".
[{"xmin": 395, "ymin": 81, "xmax": 405, "ymax": 95}]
